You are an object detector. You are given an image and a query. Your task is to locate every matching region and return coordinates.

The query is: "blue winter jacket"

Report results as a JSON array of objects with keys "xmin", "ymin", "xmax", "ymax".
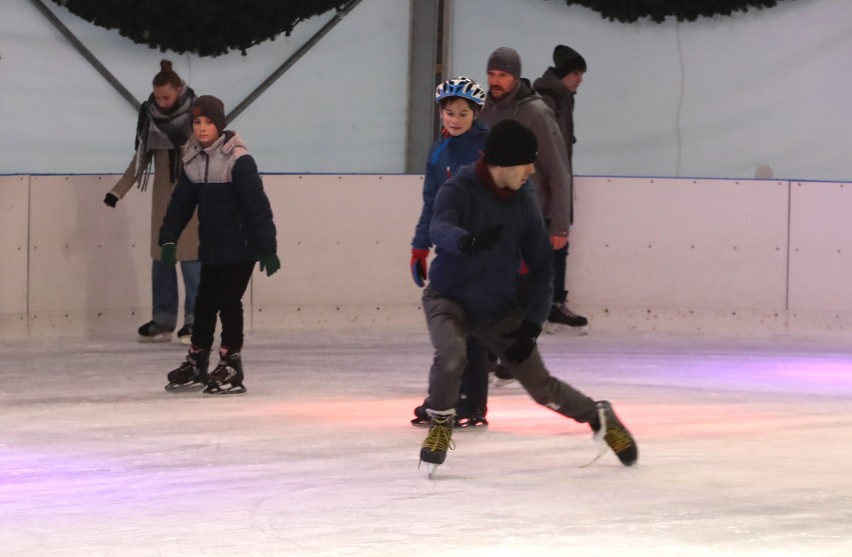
[
  {"xmin": 159, "ymin": 131, "xmax": 277, "ymax": 266},
  {"xmin": 429, "ymin": 161, "xmax": 554, "ymax": 326},
  {"xmin": 411, "ymin": 120, "xmax": 488, "ymax": 249}
]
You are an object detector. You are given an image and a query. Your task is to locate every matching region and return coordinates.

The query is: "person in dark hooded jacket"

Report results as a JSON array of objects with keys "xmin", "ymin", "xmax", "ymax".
[
  {"xmin": 417, "ymin": 120, "xmax": 637, "ymax": 477},
  {"xmin": 480, "ymin": 47, "xmax": 589, "ymax": 333},
  {"xmin": 159, "ymin": 95, "xmax": 279, "ymax": 395}
]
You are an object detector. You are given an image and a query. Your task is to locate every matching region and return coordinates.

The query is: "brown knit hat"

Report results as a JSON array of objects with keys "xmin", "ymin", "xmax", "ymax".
[{"xmin": 191, "ymin": 95, "xmax": 226, "ymax": 133}]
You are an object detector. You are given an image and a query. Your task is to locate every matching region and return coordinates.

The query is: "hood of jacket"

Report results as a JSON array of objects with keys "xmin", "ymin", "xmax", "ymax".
[{"xmin": 482, "ymin": 78, "xmax": 543, "ymax": 117}]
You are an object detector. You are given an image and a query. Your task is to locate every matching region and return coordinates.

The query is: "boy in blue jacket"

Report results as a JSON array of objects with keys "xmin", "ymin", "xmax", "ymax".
[
  {"xmin": 418, "ymin": 120, "xmax": 637, "ymax": 477},
  {"xmin": 159, "ymin": 95, "xmax": 279, "ymax": 395},
  {"xmin": 410, "ymin": 76, "xmax": 492, "ymax": 428}
]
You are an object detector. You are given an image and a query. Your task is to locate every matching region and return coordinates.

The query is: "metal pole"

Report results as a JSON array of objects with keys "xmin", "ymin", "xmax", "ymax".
[
  {"xmin": 226, "ymin": 0, "xmax": 363, "ymax": 124},
  {"xmin": 29, "ymin": 0, "xmax": 141, "ymax": 112}
]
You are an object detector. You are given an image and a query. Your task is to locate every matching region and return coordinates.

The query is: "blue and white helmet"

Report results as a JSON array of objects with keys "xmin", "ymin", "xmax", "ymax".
[{"xmin": 435, "ymin": 76, "xmax": 486, "ymax": 106}]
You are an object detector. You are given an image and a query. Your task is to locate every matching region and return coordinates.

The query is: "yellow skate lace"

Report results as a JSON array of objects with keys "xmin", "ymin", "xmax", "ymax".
[{"xmin": 422, "ymin": 417, "xmax": 455, "ymax": 452}]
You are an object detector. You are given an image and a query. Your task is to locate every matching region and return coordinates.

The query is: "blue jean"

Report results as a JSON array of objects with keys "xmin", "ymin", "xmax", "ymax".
[{"xmin": 152, "ymin": 259, "xmax": 201, "ymax": 328}]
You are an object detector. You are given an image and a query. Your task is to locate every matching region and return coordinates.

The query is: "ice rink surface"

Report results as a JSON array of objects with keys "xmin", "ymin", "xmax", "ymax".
[{"xmin": 1, "ymin": 328, "xmax": 850, "ymax": 556}]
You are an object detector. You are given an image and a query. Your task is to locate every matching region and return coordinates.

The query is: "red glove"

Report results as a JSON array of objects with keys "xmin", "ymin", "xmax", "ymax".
[{"xmin": 410, "ymin": 248, "xmax": 429, "ymax": 287}]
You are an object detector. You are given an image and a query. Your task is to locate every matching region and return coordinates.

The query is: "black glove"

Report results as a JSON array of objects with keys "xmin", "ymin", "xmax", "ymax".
[
  {"xmin": 103, "ymin": 193, "xmax": 118, "ymax": 207},
  {"xmin": 458, "ymin": 224, "xmax": 503, "ymax": 256},
  {"xmin": 502, "ymin": 319, "xmax": 542, "ymax": 364}
]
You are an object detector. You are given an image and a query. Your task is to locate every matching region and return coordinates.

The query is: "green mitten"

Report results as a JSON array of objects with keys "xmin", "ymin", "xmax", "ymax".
[
  {"xmin": 160, "ymin": 243, "xmax": 177, "ymax": 265},
  {"xmin": 259, "ymin": 254, "xmax": 280, "ymax": 277}
]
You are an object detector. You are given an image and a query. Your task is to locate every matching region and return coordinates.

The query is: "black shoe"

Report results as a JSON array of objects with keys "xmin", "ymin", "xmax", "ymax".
[
  {"xmin": 176, "ymin": 324, "xmax": 193, "ymax": 345},
  {"xmin": 204, "ymin": 349, "xmax": 246, "ymax": 395},
  {"xmin": 592, "ymin": 401, "xmax": 638, "ymax": 466},
  {"xmin": 165, "ymin": 347, "xmax": 210, "ymax": 391},
  {"xmin": 138, "ymin": 320, "xmax": 174, "ymax": 343},
  {"xmin": 547, "ymin": 303, "xmax": 588, "ymax": 328}
]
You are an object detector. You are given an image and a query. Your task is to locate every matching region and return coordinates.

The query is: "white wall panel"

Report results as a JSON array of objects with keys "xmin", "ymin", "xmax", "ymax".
[
  {"xmin": 789, "ymin": 181, "xmax": 852, "ymax": 314},
  {"xmin": 10, "ymin": 174, "xmax": 852, "ymax": 337},
  {"xmin": 251, "ymin": 174, "xmax": 424, "ymax": 329},
  {"xmin": 28, "ymin": 175, "xmax": 152, "ymax": 334},
  {"xmin": 568, "ymin": 177, "xmax": 789, "ymax": 311},
  {"xmin": 0, "ymin": 175, "xmax": 30, "ymax": 336}
]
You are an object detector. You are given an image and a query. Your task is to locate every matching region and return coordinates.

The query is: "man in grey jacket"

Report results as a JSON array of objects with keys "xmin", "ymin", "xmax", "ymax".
[{"xmin": 479, "ymin": 46, "xmax": 588, "ymax": 332}]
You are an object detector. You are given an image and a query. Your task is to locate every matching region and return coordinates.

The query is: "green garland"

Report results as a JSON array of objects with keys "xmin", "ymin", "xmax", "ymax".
[
  {"xmin": 566, "ymin": 0, "xmax": 792, "ymax": 23},
  {"xmin": 51, "ymin": 0, "xmax": 351, "ymax": 57}
]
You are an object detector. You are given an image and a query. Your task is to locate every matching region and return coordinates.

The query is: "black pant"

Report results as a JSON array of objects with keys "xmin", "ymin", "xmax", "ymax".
[{"xmin": 190, "ymin": 262, "xmax": 255, "ymax": 351}]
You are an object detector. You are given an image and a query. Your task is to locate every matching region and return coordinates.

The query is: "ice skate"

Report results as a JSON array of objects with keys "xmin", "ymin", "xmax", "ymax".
[
  {"xmin": 492, "ymin": 363, "xmax": 517, "ymax": 388},
  {"xmin": 582, "ymin": 400, "xmax": 638, "ymax": 467},
  {"xmin": 165, "ymin": 347, "xmax": 210, "ymax": 391},
  {"xmin": 204, "ymin": 349, "xmax": 247, "ymax": 395},
  {"xmin": 410, "ymin": 405, "xmax": 430, "ymax": 427},
  {"xmin": 455, "ymin": 407, "xmax": 488, "ymax": 429},
  {"xmin": 545, "ymin": 303, "xmax": 588, "ymax": 335},
  {"xmin": 419, "ymin": 410, "xmax": 455, "ymax": 479},
  {"xmin": 138, "ymin": 320, "xmax": 174, "ymax": 343},
  {"xmin": 176, "ymin": 323, "xmax": 193, "ymax": 345}
]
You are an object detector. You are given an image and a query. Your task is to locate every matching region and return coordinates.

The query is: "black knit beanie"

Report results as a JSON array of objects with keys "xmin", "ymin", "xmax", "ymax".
[
  {"xmin": 553, "ymin": 45, "xmax": 587, "ymax": 79},
  {"xmin": 191, "ymin": 95, "xmax": 226, "ymax": 133},
  {"xmin": 487, "ymin": 46, "xmax": 522, "ymax": 79},
  {"xmin": 484, "ymin": 120, "xmax": 538, "ymax": 167}
]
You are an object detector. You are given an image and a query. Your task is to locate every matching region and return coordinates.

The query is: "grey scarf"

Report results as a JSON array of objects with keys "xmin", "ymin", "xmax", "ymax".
[{"xmin": 134, "ymin": 85, "xmax": 196, "ymax": 190}]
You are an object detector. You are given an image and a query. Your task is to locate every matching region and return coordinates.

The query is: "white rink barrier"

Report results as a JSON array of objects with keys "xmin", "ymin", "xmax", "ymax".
[{"xmin": 1, "ymin": 174, "xmax": 851, "ymax": 338}]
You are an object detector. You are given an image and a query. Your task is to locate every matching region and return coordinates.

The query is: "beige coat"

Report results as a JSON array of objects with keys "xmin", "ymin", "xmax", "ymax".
[{"xmin": 111, "ymin": 149, "xmax": 200, "ymax": 260}]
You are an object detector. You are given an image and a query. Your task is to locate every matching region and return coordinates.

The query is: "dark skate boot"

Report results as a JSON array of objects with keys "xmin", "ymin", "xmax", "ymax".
[
  {"xmin": 410, "ymin": 405, "xmax": 430, "ymax": 427},
  {"xmin": 492, "ymin": 362, "xmax": 517, "ymax": 388},
  {"xmin": 584, "ymin": 400, "xmax": 638, "ymax": 467},
  {"xmin": 456, "ymin": 406, "xmax": 488, "ymax": 429},
  {"xmin": 138, "ymin": 320, "xmax": 174, "ymax": 343},
  {"xmin": 419, "ymin": 410, "xmax": 455, "ymax": 479},
  {"xmin": 204, "ymin": 349, "xmax": 247, "ymax": 395},
  {"xmin": 546, "ymin": 302, "xmax": 588, "ymax": 334},
  {"xmin": 176, "ymin": 323, "xmax": 193, "ymax": 346},
  {"xmin": 165, "ymin": 347, "xmax": 210, "ymax": 391}
]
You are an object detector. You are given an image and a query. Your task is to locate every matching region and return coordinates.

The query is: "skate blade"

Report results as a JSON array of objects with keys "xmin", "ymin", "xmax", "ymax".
[
  {"xmin": 418, "ymin": 461, "xmax": 440, "ymax": 479},
  {"xmin": 579, "ymin": 442, "xmax": 609, "ymax": 468},
  {"xmin": 493, "ymin": 378, "xmax": 518, "ymax": 388},
  {"xmin": 164, "ymin": 382, "xmax": 204, "ymax": 392},
  {"xmin": 427, "ymin": 463, "xmax": 439, "ymax": 479},
  {"xmin": 543, "ymin": 322, "xmax": 562, "ymax": 335},
  {"xmin": 544, "ymin": 323, "xmax": 589, "ymax": 335},
  {"xmin": 139, "ymin": 333, "xmax": 172, "ymax": 343},
  {"xmin": 203, "ymin": 384, "xmax": 247, "ymax": 395}
]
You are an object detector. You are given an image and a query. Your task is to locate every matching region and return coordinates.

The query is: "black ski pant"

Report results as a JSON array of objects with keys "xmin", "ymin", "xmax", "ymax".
[{"xmin": 190, "ymin": 262, "xmax": 255, "ymax": 352}]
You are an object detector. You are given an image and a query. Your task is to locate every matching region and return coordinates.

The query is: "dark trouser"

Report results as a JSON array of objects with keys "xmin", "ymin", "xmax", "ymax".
[
  {"xmin": 552, "ymin": 241, "xmax": 568, "ymax": 303},
  {"xmin": 421, "ymin": 287, "xmax": 597, "ymax": 423},
  {"xmin": 547, "ymin": 218, "xmax": 569, "ymax": 303},
  {"xmin": 190, "ymin": 262, "xmax": 255, "ymax": 351},
  {"xmin": 456, "ymin": 335, "xmax": 489, "ymax": 416}
]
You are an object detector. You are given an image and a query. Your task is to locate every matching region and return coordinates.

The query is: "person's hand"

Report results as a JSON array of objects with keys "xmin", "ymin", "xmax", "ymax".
[
  {"xmin": 410, "ymin": 248, "xmax": 429, "ymax": 287},
  {"xmin": 160, "ymin": 243, "xmax": 177, "ymax": 265},
  {"xmin": 458, "ymin": 224, "xmax": 503, "ymax": 256},
  {"xmin": 502, "ymin": 319, "xmax": 542, "ymax": 364},
  {"xmin": 103, "ymin": 193, "xmax": 118, "ymax": 208},
  {"xmin": 259, "ymin": 254, "xmax": 281, "ymax": 277},
  {"xmin": 550, "ymin": 234, "xmax": 568, "ymax": 250}
]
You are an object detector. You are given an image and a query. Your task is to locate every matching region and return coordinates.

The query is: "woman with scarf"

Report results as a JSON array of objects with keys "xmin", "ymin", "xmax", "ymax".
[{"xmin": 104, "ymin": 60, "xmax": 200, "ymax": 344}]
